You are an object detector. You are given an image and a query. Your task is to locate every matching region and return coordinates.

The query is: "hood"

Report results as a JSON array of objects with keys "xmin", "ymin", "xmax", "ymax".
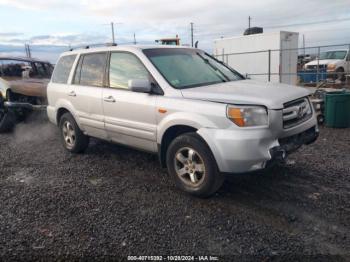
[
  {"xmin": 305, "ymin": 59, "xmax": 339, "ymax": 66},
  {"xmin": 180, "ymin": 80, "xmax": 311, "ymax": 109}
]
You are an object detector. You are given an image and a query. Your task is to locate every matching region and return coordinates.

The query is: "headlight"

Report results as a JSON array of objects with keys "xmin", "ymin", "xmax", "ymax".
[
  {"xmin": 327, "ymin": 64, "xmax": 336, "ymax": 71},
  {"xmin": 227, "ymin": 105, "xmax": 268, "ymax": 127}
]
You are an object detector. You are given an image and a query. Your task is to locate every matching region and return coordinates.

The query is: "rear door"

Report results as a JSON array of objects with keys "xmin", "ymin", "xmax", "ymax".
[
  {"xmin": 47, "ymin": 54, "xmax": 77, "ymax": 123},
  {"xmin": 70, "ymin": 52, "xmax": 108, "ymax": 139},
  {"xmin": 102, "ymin": 51, "xmax": 158, "ymax": 152}
]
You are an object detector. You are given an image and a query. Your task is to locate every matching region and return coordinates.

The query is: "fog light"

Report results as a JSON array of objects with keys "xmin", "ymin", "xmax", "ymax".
[{"xmin": 250, "ymin": 162, "xmax": 266, "ymax": 171}]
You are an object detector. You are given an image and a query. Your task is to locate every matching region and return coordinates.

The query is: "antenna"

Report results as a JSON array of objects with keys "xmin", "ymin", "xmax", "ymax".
[
  {"xmin": 190, "ymin": 22, "xmax": 194, "ymax": 47},
  {"xmin": 133, "ymin": 33, "xmax": 137, "ymax": 45},
  {"xmin": 111, "ymin": 22, "xmax": 115, "ymax": 44},
  {"xmin": 103, "ymin": 22, "xmax": 122, "ymax": 44}
]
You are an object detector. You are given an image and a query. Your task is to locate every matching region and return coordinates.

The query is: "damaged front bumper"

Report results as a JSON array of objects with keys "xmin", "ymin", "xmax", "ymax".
[
  {"xmin": 267, "ymin": 126, "xmax": 319, "ymax": 166},
  {"xmin": 198, "ymin": 109, "xmax": 318, "ymax": 174}
]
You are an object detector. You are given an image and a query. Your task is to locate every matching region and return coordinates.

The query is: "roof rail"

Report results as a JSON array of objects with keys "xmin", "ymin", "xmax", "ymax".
[{"xmin": 69, "ymin": 42, "xmax": 117, "ymax": 51}]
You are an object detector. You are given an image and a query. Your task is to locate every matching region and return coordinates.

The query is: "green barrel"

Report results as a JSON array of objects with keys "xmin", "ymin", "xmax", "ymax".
[{"xmin": 325, "ymin": 91, "xmax": 350, "ymax": 128}]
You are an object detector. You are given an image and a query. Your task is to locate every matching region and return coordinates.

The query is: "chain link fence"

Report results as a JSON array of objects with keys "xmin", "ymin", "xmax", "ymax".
[{"xmin": 214, "ymin": 43, "xmax": 350, "ymax": 87}]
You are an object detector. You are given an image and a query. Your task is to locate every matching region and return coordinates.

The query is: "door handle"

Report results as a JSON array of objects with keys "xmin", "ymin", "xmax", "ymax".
[
  {"xmin": 68, "ymin": 91, "xmax": 76, "ymax": 97},
  {"xmin": 103, "ymin": 96, "xmax": 116, "ymax": 103}
]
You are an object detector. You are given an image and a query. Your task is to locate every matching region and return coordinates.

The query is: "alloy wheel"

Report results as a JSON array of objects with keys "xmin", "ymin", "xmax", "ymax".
[
  {"xmin": 174, "ymin": 147, "xmax": 206, "ymax": 187},
  {"xmin": 62, "ymin": 121, "xmax": 76, "ymax": 149}
]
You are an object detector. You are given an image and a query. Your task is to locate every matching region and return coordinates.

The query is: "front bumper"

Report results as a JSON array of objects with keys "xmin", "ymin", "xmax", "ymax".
[
  {"xmin": 3, "ymin": 101, "xmax": 46, "ymax": 111},
  {"xmin": 197, "ymin": 109, "xmax": 318, "ymax": 173}
]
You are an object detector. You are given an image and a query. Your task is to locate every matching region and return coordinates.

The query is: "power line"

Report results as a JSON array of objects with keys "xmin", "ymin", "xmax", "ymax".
[{"xmin": 264, "ymin": 17, "xmax": 350, "ymax": 29}]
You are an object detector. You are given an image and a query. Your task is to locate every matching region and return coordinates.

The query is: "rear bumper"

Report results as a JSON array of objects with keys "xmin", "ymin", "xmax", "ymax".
[
  {"xmin": 197, "ymin": 110, "xmax": 318, "ymax": 173},
  {"xmin": 47, "ymin": 105, "xmax": 57, "ymax": 125}
]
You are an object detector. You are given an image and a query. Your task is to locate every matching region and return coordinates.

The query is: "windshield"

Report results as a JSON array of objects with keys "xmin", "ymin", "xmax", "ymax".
[
  {"xmin": 143, "ymin": 48, "xmax": 243, "ymax": 89},
  {"xmin": 319, "ymin": 51, "xmax": 347, "ymax": 60}
]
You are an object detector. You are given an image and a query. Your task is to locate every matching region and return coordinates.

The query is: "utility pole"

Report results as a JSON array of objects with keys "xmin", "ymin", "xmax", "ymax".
[
  {"xmin": 248, "ymin": 16, "xmax": 251, "ymax": 30},
  {"xmin": 133, "ymin": 33, "xmax": 137, "ymax": 45},
  {"xmin": 190, "ymin": 22, "xmax": 194, "ymax": 47},
  {"xmin": 111, "ymin": 22, "xmax": 115, "ymax": 44},
  {"xmin": 24, "ymin": 44, "xmax": 31, "ymax": 58}
]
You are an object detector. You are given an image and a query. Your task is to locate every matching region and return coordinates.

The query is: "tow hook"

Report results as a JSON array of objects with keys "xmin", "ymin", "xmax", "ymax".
[{"xmin": 269, "ymin": 147, "xmax": 287, "ymax": 163}]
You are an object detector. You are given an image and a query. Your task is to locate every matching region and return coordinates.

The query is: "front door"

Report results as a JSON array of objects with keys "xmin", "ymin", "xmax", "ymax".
[{"xmin": 102, "ymin": 52, "xmax": 158, "ymax": 152}]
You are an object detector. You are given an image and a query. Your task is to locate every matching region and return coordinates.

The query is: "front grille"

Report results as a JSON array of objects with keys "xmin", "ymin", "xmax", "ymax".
[
  {"xmin": 306, "ymin": 64, "xmax": 327, "ymax": 70},
  {"xmin": 282, "ymin": 97, "xmax": 312, "ymax": 129}
]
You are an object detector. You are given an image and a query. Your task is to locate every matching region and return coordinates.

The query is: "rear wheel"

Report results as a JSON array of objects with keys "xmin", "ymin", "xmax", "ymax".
[
  {"xmin": 166, "ymin": 133, "xmax": 225, "ymax": 197},
  {"xmin": 0, "ymin": 109, "xmax": 16, "ymax": 133},
  {"xmin": 59, "ymin": 113, "xmax": 89, "ymax": 153}
]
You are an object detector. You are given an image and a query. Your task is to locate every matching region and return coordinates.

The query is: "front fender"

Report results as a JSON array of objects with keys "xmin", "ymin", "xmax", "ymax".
[{"xmin": 157, "ymin": 111, "xmax": 220, "ymax": 144}]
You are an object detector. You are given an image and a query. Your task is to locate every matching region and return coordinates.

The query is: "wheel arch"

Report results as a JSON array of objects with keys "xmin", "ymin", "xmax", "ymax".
[
  {"xmin": 55, "ymin": 106, "xmax": 82, "ymax": 129},
  {"xmin": 157, "ymin": 113, "xmax": 219, "ymax": 168},
  {"xmin": 53, "ymin": 99, "xmax": 82, "ymax": 128},
  {"xmin": 158, "ymin": 124, "xmax": 216, "ymax": 168},
  {"xmin": 56, "ymin": 107, "xmax": 71, "ymax": 124},
  {"xmin": 158, "ymin": 125, "xmax": 197, "ymax": 168}
]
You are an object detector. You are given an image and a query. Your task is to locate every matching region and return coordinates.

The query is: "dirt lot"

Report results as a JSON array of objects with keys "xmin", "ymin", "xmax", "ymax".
[{"xmin": 0, "ymin": 115, "xmax": 349, "ymax": 261}]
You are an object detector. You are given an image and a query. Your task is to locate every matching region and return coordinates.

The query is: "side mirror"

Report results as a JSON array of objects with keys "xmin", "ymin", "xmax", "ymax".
[{"xmin": 128, "ymin": 79, "xmax": 152, "ymax": 93}]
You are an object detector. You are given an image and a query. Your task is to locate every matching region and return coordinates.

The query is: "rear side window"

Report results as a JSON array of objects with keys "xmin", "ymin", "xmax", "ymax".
[
  {"xmin": 0, "ymin": 59, "xmax": 32, "ymax": 77},
  {"xmin": 34, "ymin": 62, "xmax": 48, "ymax": 78},
  {"xmin": 52, "ymin": 55, "xmax": 76, "ymax": 84},
  {"xmin": 74, "ymin": 53, "xmax": 107, "ymax": 87}
]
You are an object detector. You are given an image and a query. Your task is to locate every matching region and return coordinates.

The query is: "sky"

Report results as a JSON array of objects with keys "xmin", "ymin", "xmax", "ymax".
[{"xmin": 0, "ymin": 0, "xmax": 349, "ymax": 63}]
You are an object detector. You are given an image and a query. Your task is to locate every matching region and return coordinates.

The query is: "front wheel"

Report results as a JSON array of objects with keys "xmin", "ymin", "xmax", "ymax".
[
  {"xmin": 59, "ymin": 113, "xmax": 89, "ymax": 153},
  {"xmin": 166, "ymin": 133, "xmax": 225, "ymax": 197}
]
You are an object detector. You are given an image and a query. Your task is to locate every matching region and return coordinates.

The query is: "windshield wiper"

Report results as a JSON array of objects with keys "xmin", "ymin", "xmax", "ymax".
[{"xmin": 197, "ymin": 53, "xmax": 230, "ymax": 82}]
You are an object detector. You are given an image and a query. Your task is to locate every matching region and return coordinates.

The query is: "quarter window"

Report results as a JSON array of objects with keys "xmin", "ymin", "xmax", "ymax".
[
  {"xmin": 109, "ymin": 52, "xmax": 149, "ymax": 89},
  {"xmin": 52, "ymin": 55, "xmax": 76, "ymax": 84},
  {"xmin": 76, "ymin": 53, "xmax": 107, "ymax": 87}
]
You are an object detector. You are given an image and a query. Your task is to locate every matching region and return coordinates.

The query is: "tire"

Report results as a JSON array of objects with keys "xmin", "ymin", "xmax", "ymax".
[
  {"xmin": 317, "ymin": 114, "xmax": 324, "ymax": 125},
  {"xmin": 59, "ymin": 112, "xmax": 89, "ymax": 153},
  {"xmin": 166, "ymin": 133, "xmax": 225, "ymax": 197},
  {"xmin": 336, "ymin": 67, "xmax": 345, "ymax": 82},
  {"xmin": 0, "ymin": 109, "xmax": 16, "ymax": 133}
]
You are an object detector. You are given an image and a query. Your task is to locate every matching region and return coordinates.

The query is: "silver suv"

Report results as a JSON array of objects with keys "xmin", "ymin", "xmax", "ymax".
[{"xmin": 47, "ymin": 46, "xmax": 318, "ymax": 197}]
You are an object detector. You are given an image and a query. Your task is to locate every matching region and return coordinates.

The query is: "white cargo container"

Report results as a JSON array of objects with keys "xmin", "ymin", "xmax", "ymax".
[{"xmin": 214, "ymin": 31, "xmax": 299, "ymax": 85}]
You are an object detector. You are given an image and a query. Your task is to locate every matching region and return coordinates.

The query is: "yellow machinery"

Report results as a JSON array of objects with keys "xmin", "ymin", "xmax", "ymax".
[{"xmin": 155, "ymin": 35, "xmax": 180, "ymax": 46}]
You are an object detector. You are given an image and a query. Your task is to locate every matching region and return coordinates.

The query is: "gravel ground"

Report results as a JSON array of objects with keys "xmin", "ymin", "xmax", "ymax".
[{"xmin": 0, "ymin": 115, "xmax": 349, "ymax": 261}]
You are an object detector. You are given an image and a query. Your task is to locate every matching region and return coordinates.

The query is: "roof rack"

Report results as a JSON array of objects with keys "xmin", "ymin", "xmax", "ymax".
[{"xmin": 69, "ymin": 42, "xmax": 117, "ymax": 51}]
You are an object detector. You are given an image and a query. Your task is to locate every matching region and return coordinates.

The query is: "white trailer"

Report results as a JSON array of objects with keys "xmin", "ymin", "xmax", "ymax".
[{"xmin": 214, "ymin": 31, "xmax": 299, "ymax": 85}]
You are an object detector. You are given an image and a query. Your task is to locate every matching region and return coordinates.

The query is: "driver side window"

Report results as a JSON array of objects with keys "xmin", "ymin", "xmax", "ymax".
[{"xmin": 109, "ymin": 52, "xmax": 149, "ymax": 89}]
